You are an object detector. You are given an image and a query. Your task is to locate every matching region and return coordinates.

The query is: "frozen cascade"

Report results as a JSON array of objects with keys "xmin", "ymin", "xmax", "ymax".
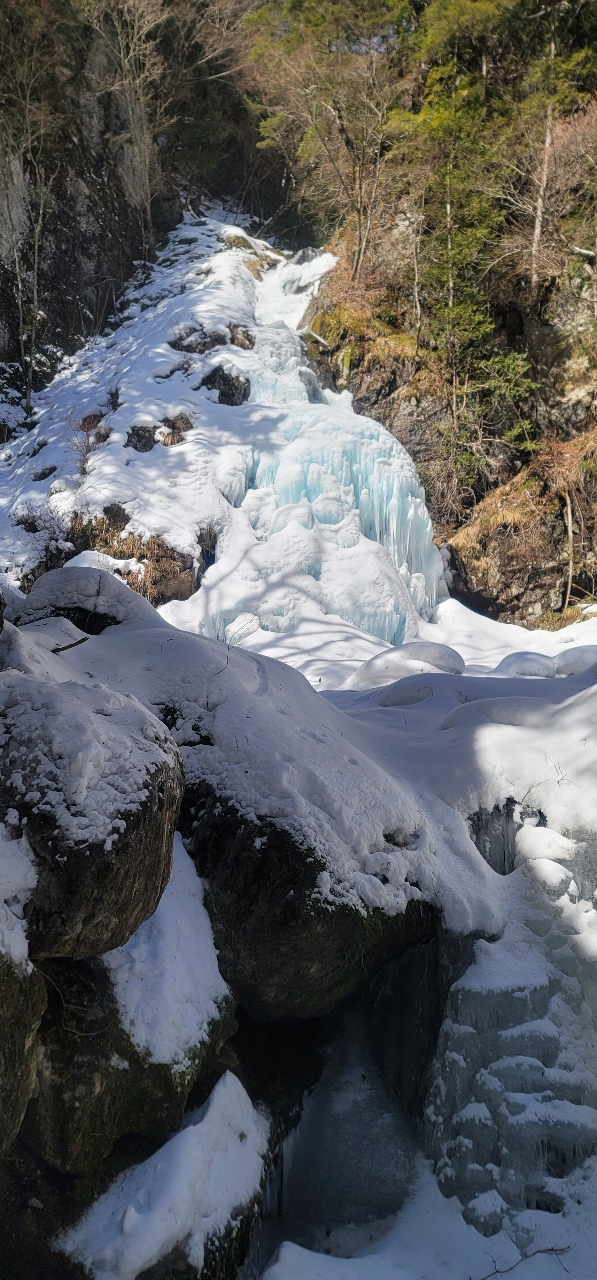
[
  {"xmin": 242, "ymin": 1002, "xmax": 418, "ymax": 1276},
  {"xmin": 1, "ymin": 211, "xmax": 445, "ymax": 663}
]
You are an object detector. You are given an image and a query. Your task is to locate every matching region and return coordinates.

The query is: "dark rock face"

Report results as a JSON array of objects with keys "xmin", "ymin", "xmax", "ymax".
[
  {"xmin": 0, "ymin": 958, "xmax": 46, "ymax": 1157},
  {"xmin": 22, "ymin": 958, "xmax": 236, "ymax": 1173},
  {"xmin": 200, "ymin": 367, "xmax": 250, "ymax": 406},
  {"xmin": 0, "ymin": 675, "xmax": 183, "ymax": 957},
  {"xmin": 125, "ymin": 423, "xmax": 156, "ymax": 452},
  {"xmin": 187, "ymin": 786, "xmax": 436, "ymax": 1021},
  {"xmin": 368, "ymin": 932, "xmax": 475, "ymax": 1122}
]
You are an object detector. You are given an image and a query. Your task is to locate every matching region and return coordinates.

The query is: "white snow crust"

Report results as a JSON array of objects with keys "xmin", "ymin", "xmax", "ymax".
[
  {"xmin": 0, "ymin": 669, "xmax": 178, "ymax": 851},
  {"xmin": 0, "ymin": 820, "xmax": 37, "ymax": 966},
  {"xmin": 57, "ymin": 1070, "xmax": 269, "ymax": 1280},
  {"xmin": 103, "ymin": 833, "xmax": 230, "ymax": 1070}
]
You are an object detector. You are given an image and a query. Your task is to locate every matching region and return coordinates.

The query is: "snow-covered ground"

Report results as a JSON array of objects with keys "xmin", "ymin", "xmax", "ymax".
[{"xmin": 3, "ymin": 212, "xmax": 597, "ymax": 1279}]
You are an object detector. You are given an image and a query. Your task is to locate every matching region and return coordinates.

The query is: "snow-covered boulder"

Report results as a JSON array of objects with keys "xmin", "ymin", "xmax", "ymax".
[
  {"xmin": 52, "ymin": 618, "xmax": 442, "ymax": 1019},
  {"xmin": 187, "ymin": 786, "xmax": 435, "ymax": 1021},
  {"xmin": 0, "ymin": 672, "xmax": 183, "ymax": 956},
  {"xmin": 0, "ymin": 955, "xmax": 46, "ymax": 1157},
  {"xmin": 15, "ymin": 566, "xmax": 165, "ymax": 634},
  {"xmin": 22, "ymin": 839, "xmax": 236, "ymax": 1172},
  {"xmin": 57, "ymin": 1071, "xmax": 270, "ymax": 1280}
]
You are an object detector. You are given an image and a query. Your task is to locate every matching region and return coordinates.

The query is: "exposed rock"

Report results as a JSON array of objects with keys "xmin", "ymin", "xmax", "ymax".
[
  {"xmin": 230, "ymin": 324, "xmax": 255, "ymax": 350},
  {"xmin": 168, "ymin": 325, "xmax": 227, "ymax": 354},
  {"xmin": 157, "ymin": 412, "xmax": 194, "ymax": 447},
  {"xmin": 0, "ymin": 957, "xmax": 46, "ymax": 1157},
  {"xmin": 21, "ymin": 955, "xmax": 235, "ymax": 1173},
  {"xmin": 446, "ymin": 471, "xmax": 568, "ymax": 623},
  {"xmin": 186, "ymin": 787, "xmax": 436, "ymax": 1021},
  {"xmin": 125, "ymin": 423, "xmax": 156, "ymax": 452},
  {"xmin": 0, "ymin": 669, "xmax": 183, "ymax": 957},
  {"xmin": 200, "ymin": 366, "xmax": 250, "ymax": 406}
]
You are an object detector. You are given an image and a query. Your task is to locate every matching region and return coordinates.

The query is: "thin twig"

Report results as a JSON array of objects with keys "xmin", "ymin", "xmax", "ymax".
[{"xmin": 475, "ymin": 1244, "xmax": 570, "ymax": 1280}]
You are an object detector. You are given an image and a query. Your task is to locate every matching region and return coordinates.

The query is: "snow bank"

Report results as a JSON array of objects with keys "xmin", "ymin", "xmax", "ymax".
[
  {"xmin": 103, "ymin": 834, "xmax": 230, "ymax": 1069},
  {"xmin": 57, "ymin": 1071, "xmax": 269, "ymax": 1280}
]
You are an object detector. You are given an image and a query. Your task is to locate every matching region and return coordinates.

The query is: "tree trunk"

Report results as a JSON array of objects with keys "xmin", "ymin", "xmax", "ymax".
[{"xmin": 530, "ymin": 106, "xmax": 552, "ymax": 297}]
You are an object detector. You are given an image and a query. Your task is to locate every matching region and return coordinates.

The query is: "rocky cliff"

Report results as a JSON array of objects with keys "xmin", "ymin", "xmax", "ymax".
[{"xmin": 304, "ymin": 252, "xmax": 597, "ymax": 626}]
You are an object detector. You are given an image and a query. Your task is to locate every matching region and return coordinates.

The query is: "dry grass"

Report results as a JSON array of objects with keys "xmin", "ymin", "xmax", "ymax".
[
  {"xmin": 69, "ymin": 508, "xmax": 197, "ymax": 607},
  {"xmin": 526, "ymin": 607, "xmax": 590, "ymax": 630}
]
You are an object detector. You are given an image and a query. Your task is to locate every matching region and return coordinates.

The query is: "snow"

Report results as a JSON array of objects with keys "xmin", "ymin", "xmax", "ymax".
[
  {"xmin": 57, "ymin": 1071, "xmax": 270, "ymax": 1280},
  {"xmin": 0, "ymin": 668, "xmax": 179, "ymax": 852},
  {"xmin": 103, "ymin": 834, "xmax": 230, "ymax": 1071},
  {"xmin": 0, "ymin": 821, "xmax": 37, "ymax": 966}
]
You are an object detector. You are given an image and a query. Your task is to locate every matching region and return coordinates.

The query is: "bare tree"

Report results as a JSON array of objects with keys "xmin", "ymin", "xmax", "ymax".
[
  {"xmin": 0, "ymin": 7, "xmax": 61, "ymax": 415},
  {"xmin": 256, "ymin": 43, "xmax": 397, "ymax": 281},
  {"xmin": 90, "ymin": 0, "xmax": 168, "ymax": 254}
]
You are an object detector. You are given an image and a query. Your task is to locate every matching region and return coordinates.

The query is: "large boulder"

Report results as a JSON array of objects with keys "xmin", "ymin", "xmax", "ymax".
[
  {"xmin": 0, "ymin": 672, "xmax": 183, "ymax": 956},
  {"xmin": 186, "ymin": 788, "xmax": 435, "ymax": 1020},
  {"xmin": 56, "ymin": 1071, "xmax": 270, "ymax": 1280},
  {"xmin": 12, "ymin": 573, "xmax": 495, "ymax": 1021},
  {"xmin": 22, "ymin": 838, "xmax": 236, "ymax": 1172}
]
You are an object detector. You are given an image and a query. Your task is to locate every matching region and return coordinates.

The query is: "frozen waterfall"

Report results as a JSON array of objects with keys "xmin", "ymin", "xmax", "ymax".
[{"xmin": 1, "ymin": 212, "xmax": 445, "ymax": 678}]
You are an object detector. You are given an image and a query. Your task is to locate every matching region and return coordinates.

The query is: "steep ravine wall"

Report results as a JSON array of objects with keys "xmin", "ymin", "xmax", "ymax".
[
  {"xmin": 304, "ymin": 268, "xmax": 597, "ymax": 627},
  {"xmin": 0, "ymin": 32, "xmax": 182, "ymax": 428}
]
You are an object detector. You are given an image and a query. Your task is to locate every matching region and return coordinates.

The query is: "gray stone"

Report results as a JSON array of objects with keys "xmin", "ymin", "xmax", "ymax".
[
  {"xmin": 22, "ymin": 957, "xmax": 236, "ymax": 1173},
  {"xmin": 0, "ymin": 956, "xmax": 46, "ymax": 1156}
]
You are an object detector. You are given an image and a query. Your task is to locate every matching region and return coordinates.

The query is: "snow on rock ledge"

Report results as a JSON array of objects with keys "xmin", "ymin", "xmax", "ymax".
[
  {"xmin": 22, "ymin": 838, "xmax": 236, "ymax": 1173},
  {"xmin": 57, "ymin": 1071, "xmax": 270, "ymax": 1280},
  {"xmin": 0, "ymin": 669, "xmax": 183, "ymax": 956}
]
